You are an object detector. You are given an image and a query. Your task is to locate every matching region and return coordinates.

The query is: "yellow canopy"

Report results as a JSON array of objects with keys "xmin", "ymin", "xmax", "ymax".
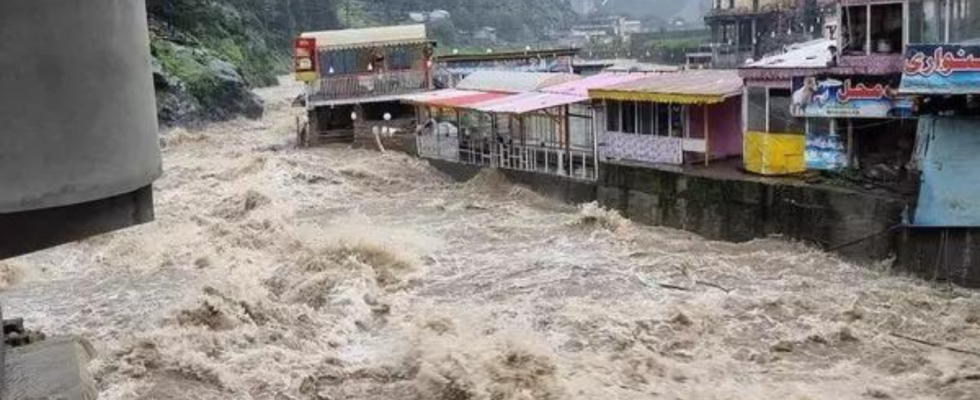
[
  {"xmin": 588, "ymin": 69, "xmax": 743, "ymax": 105},
  {"xmin": 588, "ymin": 89, "xmax": 726, "ymax": 105}
]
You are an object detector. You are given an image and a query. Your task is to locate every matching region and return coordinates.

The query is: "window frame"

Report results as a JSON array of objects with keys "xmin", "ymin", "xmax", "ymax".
[
  {"xmin": 743, "ymin": 86, "xmax": 803, "ymax": 134},
  {"xmin": 622, "ymin": 101, "xmax": 637, "ymax": 134},
  {"xmin": 767, "ymin": 87, "xmax": 799, "ymax": 134},
  {"xmin": 606, "ymin": 100, "xmax": 621, "ymax": 133},
  {"xmin": 604, "ymin": 99, "xmax": 687, "ymax": 138},
  {"xmin": 945, "ymin": 0, "xmax": 980, "ymax": 43},
  {"xmin": 841, "ymin": 2, "xmax": 907, "ymax": 55}
]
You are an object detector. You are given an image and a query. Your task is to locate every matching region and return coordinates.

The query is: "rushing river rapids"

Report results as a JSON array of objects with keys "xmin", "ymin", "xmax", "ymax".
[{"xmin": 2, "ymin": 81, "xmax": 980, "ymax": 400}]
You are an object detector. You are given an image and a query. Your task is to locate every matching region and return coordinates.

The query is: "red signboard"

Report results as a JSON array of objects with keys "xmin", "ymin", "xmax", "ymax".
[{"xmin": 293, "ymin": 38, "xmax": 317, "ymax": 82}]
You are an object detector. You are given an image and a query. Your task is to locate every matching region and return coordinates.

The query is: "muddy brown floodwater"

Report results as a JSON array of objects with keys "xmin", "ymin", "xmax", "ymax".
[{"xmin": 2, "ymin": 80, "xmax": 980, "ymax": 400}]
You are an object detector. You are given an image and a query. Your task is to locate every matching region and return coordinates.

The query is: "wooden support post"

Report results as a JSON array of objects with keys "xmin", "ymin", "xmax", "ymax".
[
  {"xmin": 517, "ymin": 115, "xmax": 529, "ymax": 170},
  {"xmin": 592, "ymin": 104, "xmax": 599, "ymax": 180},
  {"xmin": 847, "ymin": 119, "xmax": 856, "ymax": 169},
  {"xmin": 565, "ymin": 105, "xmax": 572, "ymax": 177},
  {"xmin": 456, "ymin": 109, "xmax": 465, "ymax": 163},
  {"xmin": 704, "ymin": 104, "xmax": 711, "ymax": 167},
  {"xmin": 491, "ymin": 113, "xmax": 498, "ymax": 167}
]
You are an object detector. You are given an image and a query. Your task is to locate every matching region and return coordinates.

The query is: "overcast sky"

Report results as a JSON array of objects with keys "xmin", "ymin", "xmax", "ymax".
[{"xmin": 601, "ymin": 0, "xmax": 708, "ymax": 20}]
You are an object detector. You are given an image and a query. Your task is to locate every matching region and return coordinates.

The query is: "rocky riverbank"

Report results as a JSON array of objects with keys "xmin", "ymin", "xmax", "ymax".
[
  {"xmin": 145, "ymin": 0, "xmax": 296, "ymax": 127},
  {"xmin": 151, "ymin": 39, "xmax": 265, "ymax": 127}
]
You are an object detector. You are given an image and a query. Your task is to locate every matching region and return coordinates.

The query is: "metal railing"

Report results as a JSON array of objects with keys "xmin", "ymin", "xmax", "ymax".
[
  {"xmin": 310, "ymin": 69, "xmax": 428, "ymax": 103},
  {"xmin": 419, "ymin": 133, "xmax": 597, "ymax": 181}
]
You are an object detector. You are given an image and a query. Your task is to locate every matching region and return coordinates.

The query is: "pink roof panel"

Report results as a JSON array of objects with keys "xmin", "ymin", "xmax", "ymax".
[
  {"xmin": 541, "ymin": 72, "xmax": 656, "ymax": 96},
  {"xmin": 469, "ymin": 73, "xmax": 659, "ymax": 114},
  {"xmin": 471, "ymin": 92, "xmax": 585, "ymax": 114},
  {"xmin": 400, "ymin": 89, "xmax": 509, "ymax": 107}
]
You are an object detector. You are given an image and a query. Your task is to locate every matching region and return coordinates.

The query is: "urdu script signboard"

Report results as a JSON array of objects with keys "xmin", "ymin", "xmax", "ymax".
[{"xmin": 902, "ymin": 44, "xmax": 980, "ymax": 94}]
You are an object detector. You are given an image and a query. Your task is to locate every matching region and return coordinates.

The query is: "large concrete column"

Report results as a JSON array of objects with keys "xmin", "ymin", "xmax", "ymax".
[
  {"xmin": 0, "ymin": 0, "xmax": 161, "ymax": 213},
  {"xmin": 0, "ymin": 0, "xmax": 160, "ymax": 259}
]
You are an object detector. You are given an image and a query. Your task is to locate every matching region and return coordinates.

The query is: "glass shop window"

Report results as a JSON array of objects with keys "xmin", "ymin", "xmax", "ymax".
[
  {"xmin": 870, "ymin": 3, "xmax": 904, "ymax": 54},
  {"xmin": 768, "ymin": 88, "xmax": 801, "ymax": 133},
  {"xmin": 639, "ymin": 102, "xmax": 654, "ymax": 135},
  {"xmin": 606, "ymin": 101, "xmax": 621, "ymax": 132},
  {"xmin": 747, "ymin": 87, "xmax": 767, "ymax": 132},
  {"xmin": 622, "ymin": 101, "xmax": 637, "ymax": 134}
]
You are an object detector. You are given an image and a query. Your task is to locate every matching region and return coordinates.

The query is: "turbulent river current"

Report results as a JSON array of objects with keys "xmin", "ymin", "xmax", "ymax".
[{"xmin": 2, "ymin": 81, "xmax": 979, "ymax": 400}]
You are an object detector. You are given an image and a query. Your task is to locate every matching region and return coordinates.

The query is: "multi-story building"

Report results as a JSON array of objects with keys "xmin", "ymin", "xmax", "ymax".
[
  {"xmin": 740, "ymin": 0, "xmax": 919, "ymax": 178},
  {"xmin": 898, "ymin": 0, "xmax": 980, "ymax": 228},
  {"xmin": 704, "ymin": 0, "xmax": 835, "ymax": 67},
  {"xmin": 297, "ymin": 25, "xmax": 434, "ymax": 144},
  {"xmin": 571, "ymin": 15, "xmax": 645, "ymax": 47}
]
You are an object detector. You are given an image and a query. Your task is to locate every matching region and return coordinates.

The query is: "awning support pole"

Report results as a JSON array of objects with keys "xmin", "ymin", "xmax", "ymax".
[
  {"xmin": 704, "ymin": 104, "xmax": 711, "ymax": 167},
  {"xmin": 592, "ymin": 103, "xmax": 599, "ymax": 180},
  {"xmin": 847, "ymin": 119, "xmax": 856, "ymax": 168},
  {"xmin": 565, "ymin": 105, "xmax": 572, "ymax": 177}
]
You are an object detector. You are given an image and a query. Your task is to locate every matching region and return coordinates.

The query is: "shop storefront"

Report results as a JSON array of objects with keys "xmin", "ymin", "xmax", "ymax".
[
  {"xmin": 739, "ymin": 39, "xmax": 837, "ymax": 175},
  {"xmin": 901, "ymin": 43, "xmax": 980, "ymax": 226},
  {"xmin": 791, "ymin": 74, "xmax": 916, "ymax": 171},
  {"xmin": 589, "ymin": 70, "xmax": 744, "ymax": 167},
  {"xmin": 743, "ymin": 83, "xmax": 806, "ymax": 175}
]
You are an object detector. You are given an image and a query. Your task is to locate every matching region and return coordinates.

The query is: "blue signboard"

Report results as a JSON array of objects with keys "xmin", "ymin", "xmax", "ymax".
[
  {"xmin": 902, "ymin": 44, "xmax": 980, "ymax": 94},
  {"xmin": 791, "ymin": 76, "xmax": 914, "ymax": 119},
  {"xmin": 805, "ymin": 132, "xmax": 848, "ymax": 171},
  {"xmin": 914, "ymin": 116, "xmax": 980, "ymax": 227}
]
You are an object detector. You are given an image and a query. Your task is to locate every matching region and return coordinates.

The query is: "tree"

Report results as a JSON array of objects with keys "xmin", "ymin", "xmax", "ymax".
[
  {"xmin": 495, "ymin": 13, "xmax": 524, "ymax": 42},
  {"xmin": 427, "ymin": 18, "xmax": 457, "ymax": 46}
]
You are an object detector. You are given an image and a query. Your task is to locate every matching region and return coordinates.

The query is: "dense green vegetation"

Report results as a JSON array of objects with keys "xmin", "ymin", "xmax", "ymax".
[
  {"xmin": 147, "ymin": 0, "xmax": 341, "ymax": 87},
  {"xmin": 602, "ymin": 0, "xmax": 704, "ymax": 21},
  {"xmin": 352, "ymin": 0, "xmax": 575, "ymax": 45},
  {"xmin": 146, "ymin": 0, "xmax": 342, "ymax": 125},
  {"xmin": 145, "ymin": 0, "xmax": 582, "ymax": 125}
]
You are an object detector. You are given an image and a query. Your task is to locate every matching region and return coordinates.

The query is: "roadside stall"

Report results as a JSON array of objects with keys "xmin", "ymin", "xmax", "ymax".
[
  {"xmin": 739, "ymin": 39, "xmax": 836, "ymax": 175},
  {"xmin": 588, "ymin": 69, "xmax": 744, "ymax": 166},
  {"xmin": 462, "ymin": 73, "xmax": 654, "ymax": 180},
  {"xmin": 401, "ymin": 71, "xmax": 579, "ymax": 165}
]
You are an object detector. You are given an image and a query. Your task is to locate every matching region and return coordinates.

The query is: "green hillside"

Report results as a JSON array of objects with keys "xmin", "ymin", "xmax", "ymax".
[
  {"xmin": 147, "ymin": 0, "xmax": 579, "ymax": 126},
  {"xmin": 147, "ymin": 0, "xmax": 341, "ymax": 126}
]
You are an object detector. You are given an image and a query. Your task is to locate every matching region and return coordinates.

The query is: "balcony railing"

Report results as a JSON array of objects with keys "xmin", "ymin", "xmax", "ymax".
[
  {"xmin": 310, "ymin": 69, "xmax": 428, "ymax": 104},
  {"xmin": 706, "ymin": 0, "xmax": 796, "ymax": 18}
]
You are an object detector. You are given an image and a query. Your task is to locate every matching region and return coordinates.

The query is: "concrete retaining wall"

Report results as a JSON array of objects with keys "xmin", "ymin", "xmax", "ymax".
[{"xmin": 427, "ymin": 159, "xmax": 980, "ymax": 287}]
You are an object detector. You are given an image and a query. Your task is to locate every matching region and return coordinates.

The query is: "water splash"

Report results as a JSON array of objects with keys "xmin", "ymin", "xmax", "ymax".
[{"xmin": 2, "ymin": 79, "xmax": 979, "ymax": 400}]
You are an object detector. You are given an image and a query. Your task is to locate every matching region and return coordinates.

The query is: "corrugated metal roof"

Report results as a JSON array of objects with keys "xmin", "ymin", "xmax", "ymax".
[
  {"xmin": 743, "ymin": 39, "xmax": 835, "ymax": 69},
  {"xmin": 400, "ymin": 89, "xmax": 474, "ymax": 103},
  {"xmin": 301, "ymin": 24, "xmax": 428, "ymax": 50},
  {"xmin": 438, "ymin": 48, "xmax": 580, "ymax": 63},
  {"xmin": 471, "ymin": 92, "xmax": 585, "ymax": 114},
  {"xmin": 542, "ymin": 72, "xmax": 655, "ymax": 96},
  {"xmin": 456, "ymin": 71, "xmax": 581, "ymax": 93},
  {"xmin": 468, "ymin": 73, "xmax": 657, "ymax": 114},
  {"xmin": 589, "ymin": 69, "xmax": 743, "ymax": 104},
  {"xmin": 400, "ymin": 89, "xmax": 508, "ymax": 107},
  {"xmin": 604, "ymin": 60, "xmax": 680, "ymax": 73}
]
